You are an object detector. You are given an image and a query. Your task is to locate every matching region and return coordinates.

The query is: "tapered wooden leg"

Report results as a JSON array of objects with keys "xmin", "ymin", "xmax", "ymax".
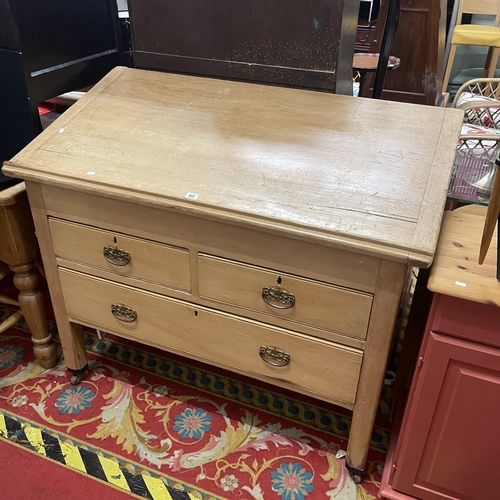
[
  {"xmin": 442, "ymin": 44, "xmax": 457, "ymax": 94},
  {"xmin": 358, "ymin": 71, "xmax": 367, "ymax": 97},
  {"xmin": 346, "ymin": 260, "xmax": 409, "ymax": 482},
  {"xmin": 488, "ymin": 47, "xmax": 500, "ymax": 78},
  {"xmin": 484, "ymin": 47, "xmax": 493, "ymax": 78},
  {"xmin": 25, "ymin": 182, "xmax": 89, "ymax": 382},
  {"xmin": 64, "ymin": 322, "xmax": 87, "ymax": 377},
  {"xmin": 10, "ymin": 261, "xmax": 58, "ymax": 368}
]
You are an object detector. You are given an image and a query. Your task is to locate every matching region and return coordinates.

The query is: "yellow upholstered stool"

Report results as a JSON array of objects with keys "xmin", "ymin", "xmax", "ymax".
[{"xmin": 442, "ymin": 0, "xmax": 500, "ymax": 94}]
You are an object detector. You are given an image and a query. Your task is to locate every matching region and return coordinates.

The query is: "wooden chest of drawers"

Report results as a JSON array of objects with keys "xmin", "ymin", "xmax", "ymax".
[
  {"xmin": 355, "ymin": 24, "xmax": 376, "ymax": 53},
  {"xmin": 1, "ymin": 67, "xmax": 463, "ymax": 482}
]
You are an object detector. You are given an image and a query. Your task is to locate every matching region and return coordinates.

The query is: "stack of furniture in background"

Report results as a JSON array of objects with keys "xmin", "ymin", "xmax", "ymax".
[
  {"xmin": 447, "ymin": 78, "xmax": 500, "ymax": 205},
  {"xmin": 443, "ymin": 0, "xmax": 500, "ymax": 98},
  {"xmin": 361, "ymin": 0, "xmax": 448, "ymax": 104},
  {"xmin": 355, "ymin": 0, "xmax": 380, "ymax": 53},
  {"xmin": 353, "ymin": 0, "xmax": 401, "ymax": 98}
]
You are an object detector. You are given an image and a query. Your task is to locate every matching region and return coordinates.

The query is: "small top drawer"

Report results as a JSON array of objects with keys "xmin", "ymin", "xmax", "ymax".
[
  {"xmin": 198, "ymin": 254, "xmax": 372, "ymax": 340},
  {"xmin": 49, "ymin": 218, "xmax": 190, "ymax": 291},
  {"xmin": 355, "ymin": 27, "xmax": 375, "ymax": 53}
]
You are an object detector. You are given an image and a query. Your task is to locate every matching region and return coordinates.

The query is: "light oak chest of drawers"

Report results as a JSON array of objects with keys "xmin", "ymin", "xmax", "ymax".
[{"xmin": 2, "ymin": 67, "xmax": 462, "ymax": 482}]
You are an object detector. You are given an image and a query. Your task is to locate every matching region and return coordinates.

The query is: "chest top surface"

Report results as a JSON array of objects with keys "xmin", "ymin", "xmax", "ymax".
[{"xmin": 3, "ymin": 67, "xmax": 463, "ymax": 266}]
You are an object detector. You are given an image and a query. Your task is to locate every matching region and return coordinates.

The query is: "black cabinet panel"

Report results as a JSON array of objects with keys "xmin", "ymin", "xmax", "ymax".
[
  {"xmin": 12, "ymin": 0, "xmax": 119, "ymax": 74},
  {"xmin": 0, "ymin": 0, "xmax": 123, "ymax": 186},
  {"xmin": 0, "ymin": 50, "xmax": 35, "ymax": 185}
]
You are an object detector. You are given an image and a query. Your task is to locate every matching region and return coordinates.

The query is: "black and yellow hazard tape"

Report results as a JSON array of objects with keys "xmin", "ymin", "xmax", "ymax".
[{"xmin": 0, "ymin": 411, "xmax": 208, "ymax": 500}]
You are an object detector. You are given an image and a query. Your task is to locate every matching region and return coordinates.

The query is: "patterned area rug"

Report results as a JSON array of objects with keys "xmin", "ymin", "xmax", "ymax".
[{"xmin": 0, "ymin": 307, "xmax": 389, "ymax": 500}]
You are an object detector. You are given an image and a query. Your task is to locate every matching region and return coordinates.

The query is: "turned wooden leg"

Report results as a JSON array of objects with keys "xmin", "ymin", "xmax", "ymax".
[{"xmin": 10, "ymin": 261, "xmax": 58, "ymax": 368}]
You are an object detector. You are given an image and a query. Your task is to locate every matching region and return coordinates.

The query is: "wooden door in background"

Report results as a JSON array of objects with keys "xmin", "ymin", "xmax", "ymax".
[{"xmin": 368, "ymin": 0, "xmax": 447, "ymax": 104}]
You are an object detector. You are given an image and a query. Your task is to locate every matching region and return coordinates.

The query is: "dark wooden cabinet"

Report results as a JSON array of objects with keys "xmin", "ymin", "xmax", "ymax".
[
  {"xmin": 129, "ymin": 0, "xmax": 360, "ymax": 95},
  {"xmin": 368, "ymin": 0, "xmax": 447, "ymax": 104},
  {"xmin": 0, "ymin": 0, "xmax": 123, "ymax": 184},
  {"xmin": 355, "ymin": 24, "xmax": 376, "ymax": 53}
]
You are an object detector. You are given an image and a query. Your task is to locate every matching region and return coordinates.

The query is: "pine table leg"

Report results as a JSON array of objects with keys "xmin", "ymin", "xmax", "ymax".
[
  {"xmin": 346, "ymin": 260, "xmax": 409, "ymax": 482},
  {"xmin": 11, "ymin": 261, "xmax": 58, "ymax": 368}
]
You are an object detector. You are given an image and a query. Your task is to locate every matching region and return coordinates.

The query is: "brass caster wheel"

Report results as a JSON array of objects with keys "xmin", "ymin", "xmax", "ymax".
[
  {"xmin": 70, "ymin": 374, "xmax": 83, "ymax": 385},
  {"xmin": 68, "ymin": 363, "xmax": 89, "ymax": 386},
  {"xmin": 345, "ymin": 464, "xmax": 363, "ymax": 484},
  {"xmin": 351, "ymin": 473, "xmax": 362, "ymax": 484}
]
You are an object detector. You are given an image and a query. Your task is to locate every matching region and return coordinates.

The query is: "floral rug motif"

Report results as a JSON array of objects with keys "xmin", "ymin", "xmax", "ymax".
[{"xmin": 0, "ymin": 312, "xmax": 387, "ymax": 500}]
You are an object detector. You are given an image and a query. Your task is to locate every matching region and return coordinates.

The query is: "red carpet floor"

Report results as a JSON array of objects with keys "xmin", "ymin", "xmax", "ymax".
[
  {"xmin": 0, "ymin": 306, "xmax": 392, "ymax": 499},
  {"xmin": 0, "ymin": 438, "xmax": 137, "ymax": 499}
]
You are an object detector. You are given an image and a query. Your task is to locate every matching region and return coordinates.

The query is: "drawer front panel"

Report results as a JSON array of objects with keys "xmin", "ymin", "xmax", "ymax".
[
  {"xmin": 355, "ymin": 29, "xmax": 375, "ymax": 53},
  {"xmin": 59, "ymin": 269, "xmax": 362, "ymax": 405},
  {"xmin": 50, "ymin": 218, "xmax": 190, "ymax": 291},
  {"xmin": 42, "ymin": 185, "xmax": 381, "ymax": 294},
  {"xmin": 199, "ymin": 254, "xmax": 372, "ymax": 340}
]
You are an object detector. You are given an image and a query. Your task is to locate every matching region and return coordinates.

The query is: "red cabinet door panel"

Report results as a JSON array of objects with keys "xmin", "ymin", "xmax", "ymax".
[{"xmin": 393, "ymin": 331, "xmax": 500, "ymax": 500}]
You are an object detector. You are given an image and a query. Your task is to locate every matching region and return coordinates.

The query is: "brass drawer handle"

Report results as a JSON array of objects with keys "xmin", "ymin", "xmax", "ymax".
[
  {"xmin": 262, "ymin": 286, "xmax": 295, "ymax": 309},
  {"xmin": 111, "ymin": 303, "xmax": 137, "ymax": 323},
  {"xmin": 260, "ymin": 346, "xmax": 291, "ymax": 367},
  {"xmin": 103, "ymin": 246, "xmax": 131, "ymax": 266}
]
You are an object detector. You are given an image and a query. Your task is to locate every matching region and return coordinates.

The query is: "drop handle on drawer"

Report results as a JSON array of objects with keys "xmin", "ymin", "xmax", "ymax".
[
  {"xmin": 111, "ymin": 303, "xmax": 137, "ymax": 323},
  {"xmin": 103, "ymin": 246, "xmax": 131, "ymax": 266},
  {"xmin": 260, "ymin": 346, "xmax": 291, "ymax": 367},
  {"xmin": 261, "ymin": 286, "xmax": 295, "ymax": 309}
]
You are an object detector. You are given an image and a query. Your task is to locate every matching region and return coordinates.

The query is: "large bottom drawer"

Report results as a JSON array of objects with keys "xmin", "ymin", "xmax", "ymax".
[{"xmin": 59, "ymin": 268, "xmax": 363, "ymax": 405}]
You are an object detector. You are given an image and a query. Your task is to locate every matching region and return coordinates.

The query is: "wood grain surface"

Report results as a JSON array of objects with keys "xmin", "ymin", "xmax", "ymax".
[
  {"xmin": 429, "ymin": 204, "xmax": 500, "ymax": 305},
  {"xmin": 3, "ymin": 67, "xmax": 463, "ymax": 267}
]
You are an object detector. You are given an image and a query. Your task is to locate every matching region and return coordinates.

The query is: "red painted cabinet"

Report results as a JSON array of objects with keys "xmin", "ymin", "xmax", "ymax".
[
  {"xmin": 381, "ymin": 205, "xmax": 500, "ymax": 500},
  {"xmin": 381, "ymin": 293, "xmax": 500, "ymax": 500}
]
